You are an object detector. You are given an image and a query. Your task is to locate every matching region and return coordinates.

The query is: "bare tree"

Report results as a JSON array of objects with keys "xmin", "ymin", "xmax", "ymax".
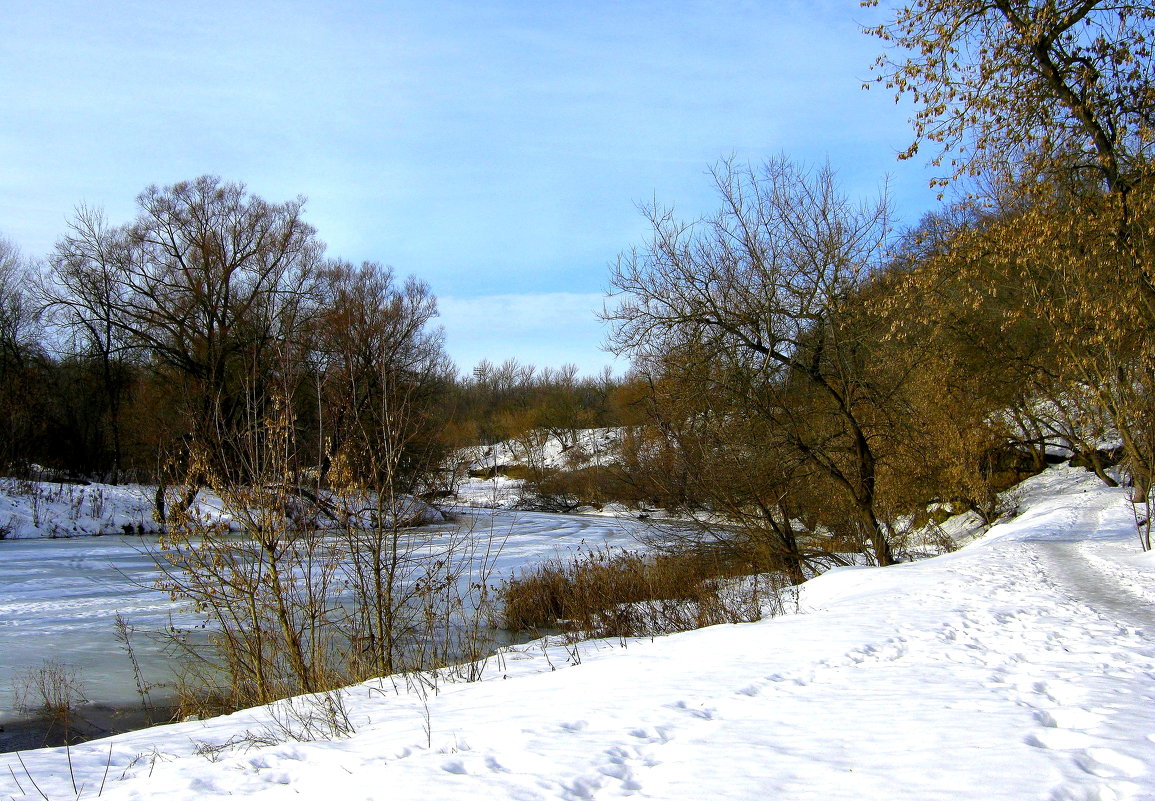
[
  {"xmin": 308, "ymin": 261, "xmax": 459, "ymax": 675},
  {"xmin": 0, "ymin": 235, "xmax": 47, "ymax": 472},
  {"xmin": 152, "ymin": 242, "xmax": 485, "ymax": 708},
  {"xmin": 607, "ymin": 157, "xmax": 902, "ymax": 566},
  {"xmin": 43, "ymin": 207, "xmax": 137, "ymax": 481},
  {"xmin": 311, "ymin": 261, "xmax": 449, "ymax": 487},
  {"xmin": 0, "ymin": 236, "xmax": 38, "ymax": 366},
  {"xmin": 46, "ymin": 177, "xmax": 327, "ymax": 481}
]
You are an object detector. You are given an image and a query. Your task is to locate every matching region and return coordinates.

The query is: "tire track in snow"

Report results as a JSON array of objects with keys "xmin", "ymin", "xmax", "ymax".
[
  {"xmin": 1012, "ymin": 496, "xmax": 1155, "ymax": 799},
  {"xmin": 1037, "ymin": 540, "xmax": 1155, "ymax": 633}
]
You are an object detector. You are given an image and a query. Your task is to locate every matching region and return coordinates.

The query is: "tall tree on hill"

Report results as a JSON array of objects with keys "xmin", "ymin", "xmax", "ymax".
[
  {"xmin": 0, "ymin": 236, "xmax": 46, "ymax": 472},
  {"xmin": 310, "ymin": 260, "xmax": 450, "ymax": 492},
  {"xmin": 44, "ymin": 207, "xmax": 137, "ymax": 482}
]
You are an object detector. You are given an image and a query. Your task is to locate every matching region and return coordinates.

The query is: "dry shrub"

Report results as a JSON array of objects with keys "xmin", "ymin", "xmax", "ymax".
[
  {"xmin": 531, "ymin": 465, "xmax": 655, "ymax": 509},
  {"xmin": 500, "ymin": 546, "xmax": 783, "ymax": 638},
  {"xmin": 12, "ymin": 659, "xmax": 88, "ymax": 742}
]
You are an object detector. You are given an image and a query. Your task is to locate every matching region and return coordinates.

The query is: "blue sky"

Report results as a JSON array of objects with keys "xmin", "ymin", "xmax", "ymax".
[{"xmin": 0, "ymin": 0, "xmax": 939, "ymax": 376}]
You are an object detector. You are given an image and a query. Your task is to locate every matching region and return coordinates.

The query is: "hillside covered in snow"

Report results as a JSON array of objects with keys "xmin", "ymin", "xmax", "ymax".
[{"xmin": 3, "ymin": 464, "xmax": 1153, "ymax": 800}]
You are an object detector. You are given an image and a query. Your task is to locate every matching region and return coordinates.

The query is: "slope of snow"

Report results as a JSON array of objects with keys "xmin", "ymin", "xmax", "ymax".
[
  {"xmin": 463, "ymin": 428, "xmax": 622, "ymax": 475},
  {"xmin": 0, "ymin": 479, "xmax": 162, "ymax": 539},
  {"xmin": 0, "ymin": 479, "xmax": 444, "ymax": 540},
  {"xmin": 453, "ymin": 428, "xmax": 625, "ymax": 510},
  {"xmin": 453, "ymin": 475, "xmax": 526, "ymax": 509},
  {"xmin": 3, "ymin": 466, "xmax": 1155, "ymax": 800}
]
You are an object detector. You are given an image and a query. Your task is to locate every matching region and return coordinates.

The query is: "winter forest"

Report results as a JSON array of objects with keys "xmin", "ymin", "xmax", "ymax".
[{"xmin": 1, "ymin": 2, "xmax": 1155, "ymax": 800}]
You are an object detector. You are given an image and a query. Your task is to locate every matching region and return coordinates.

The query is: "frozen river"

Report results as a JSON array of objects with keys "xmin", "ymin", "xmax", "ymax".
[
  {"xmin": 0, "ymin": 535, "xmax": 191, "ymax": 723},
  {"xmin": 0, "ymin": 509, "xmax": 649, "ymax": 731}
]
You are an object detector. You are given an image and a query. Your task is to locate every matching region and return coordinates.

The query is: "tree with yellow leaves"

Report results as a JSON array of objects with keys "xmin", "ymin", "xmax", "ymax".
[
  {"xmin": 867, "ymin": 0, "xmax": 1155, "ymax": 549},
  {"xmin": 864, "ymin": 0, "xmax": 1154, "ymax": 194}
]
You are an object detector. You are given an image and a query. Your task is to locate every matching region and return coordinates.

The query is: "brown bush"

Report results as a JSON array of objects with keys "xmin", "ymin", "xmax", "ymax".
[{"xmin": 499, "ymin": 546, "xmax": 783, "ymax": 638}]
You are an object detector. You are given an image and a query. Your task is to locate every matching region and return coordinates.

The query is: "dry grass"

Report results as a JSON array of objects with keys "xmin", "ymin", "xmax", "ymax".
[
  {"xmin": 12, "ymin": 660, "xmax": 86, "ymax": 720},
  {"xmin": 499, "ymin": 546, "xmax": 784, "ymax": 638},
  {"xmin": 11, "ymin": 659, "xmax": 89, "ymax": 744}
]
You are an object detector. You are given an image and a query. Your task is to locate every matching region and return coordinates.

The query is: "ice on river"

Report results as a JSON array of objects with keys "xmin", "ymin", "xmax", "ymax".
[
  {"xmin": 3, "ymin": 466, "xmax": 1155, "ymax": 800},
  {"xmin": 0, "ymin": 508, "xmax": 646, "ymax": 725},
  {"xmin": 0, "ymin": 536, "xmax": 193, "ymax": 721}
]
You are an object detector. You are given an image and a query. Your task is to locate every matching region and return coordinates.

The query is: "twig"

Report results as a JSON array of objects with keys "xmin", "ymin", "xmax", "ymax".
[
  {"xmin": 14, "ymin": 753, "xmax": 48, "ymax": 801},
  {"xmin": 66, "ymin": 740, "xmax": 78, "ymax": 798},
  {"xmin": 7, "ymin": 762, "xmax": 26, "ymax": 797},
  {"xmin": 98, "ymin": 741, "xmax": 114, "ymax": 797}
]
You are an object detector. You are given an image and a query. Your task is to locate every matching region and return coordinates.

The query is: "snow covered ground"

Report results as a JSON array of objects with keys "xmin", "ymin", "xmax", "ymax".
[
  {"xmin": 462, "ymin": 429, "xmax": 622, "ymax": 476},
  {"xmin": 3, "ymin": 465, "xmax": 1154, "ymax": 800},
  {"xmin": 0, "ymin": 478, "xmax": 446, "ymax": 541},
  {"xmin": 453, "ymin": 475, "xmax": 526, "ymax": 509},
  {"xmin": 0, "ymin": 479, "xmax": 162, "ymax": 539},
  {"xmin": 453, "ymin": 428, "xmax": 629, "ymax": 511}
]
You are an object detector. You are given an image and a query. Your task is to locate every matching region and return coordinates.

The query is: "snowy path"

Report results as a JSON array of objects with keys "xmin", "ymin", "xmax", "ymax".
[
  {"xmin": 1037, "ymin": 539, "xmax": 1155, "ymax": 631},
  {"xmin": 2, "ymin": 467, "xmax": 1154, "ymax": 800}
]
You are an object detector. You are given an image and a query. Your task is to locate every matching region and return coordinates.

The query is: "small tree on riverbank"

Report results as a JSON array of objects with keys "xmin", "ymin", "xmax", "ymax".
[{"xmin": 606, "ymin": 157, "xmax": 905, "ymax": 569}]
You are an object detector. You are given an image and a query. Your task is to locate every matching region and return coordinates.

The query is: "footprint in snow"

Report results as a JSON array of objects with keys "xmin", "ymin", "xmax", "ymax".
[
  {"xmin": 668, "ymin": 699, "xmax": 716, "ymax": 720},
  {"xmin": 190, "ymin": 776, "xmax": 225, "ymax": 793},
  {"xmin": 628, "ymin": 726, "xmax": 672, "ymax": 744},
  {"xmin": 274, "ymin": 746, "xmax": 307, "ymax": 761},
  {"xmin": 1074, "ymin": 748, "xmax": 1146, "ymax": 779},
  {"xmin": 601, "ymin": 747, "xmax": 629, "ymax": 769},
  {"xmin": 1033, "ymin": 681, "xmax": 1086, "ymax": 706},
  {"xmin": 485, "ymin": 756, "xmax": 510, "ymax": 773},
  {"xmin": 1035, "ymin": 708, "xmax": 1106, "ymax": 730},
  {"xmin": 1024, "ymin": 728, "xmax": 1095, "ymax": 750},
  {"xmin": 560, "ymin": 775, "xmax": 602, "ymax": 800}
]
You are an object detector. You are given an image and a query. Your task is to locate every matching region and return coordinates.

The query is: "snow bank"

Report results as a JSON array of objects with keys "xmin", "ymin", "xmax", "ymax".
[
  {"xmin": 0, "ymin": 479, "xmax": 445, "ymax": 540},
  {"xmin": 461, "ymin": 428, "xmax": 623, "ymax": 476},
  {"xmin": 0, "ymin": 479, "xmax": 161, "ymax": 539}
]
